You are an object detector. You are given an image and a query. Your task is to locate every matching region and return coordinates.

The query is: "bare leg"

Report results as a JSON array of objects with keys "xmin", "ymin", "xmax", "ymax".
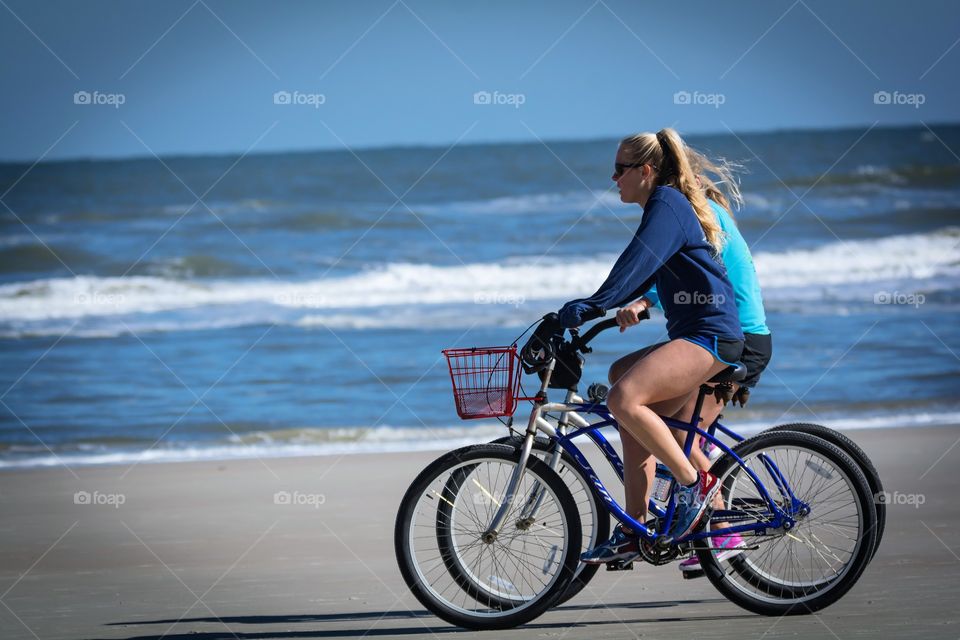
[
  {"xmin": 620, "ymin": 431, "xmax": 655, "ymax": 526},
  {"xmin": 606, "ymin": 340, "xmax": 728, "ymax": 487},
  {"xmin": 608, "ymin": 342, "xmax": 667, "ymax": 386},
  {"xmin": 620, "ymin": 391, "xmax": 699, "ymax": 523}
]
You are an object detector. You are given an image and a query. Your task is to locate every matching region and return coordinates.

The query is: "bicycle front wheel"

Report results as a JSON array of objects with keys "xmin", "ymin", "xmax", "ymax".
[
  {"xmin": 697, "ymin": 430, "xmax": 877, "ymax": 616},
  {"xmin": 394, "ymin": 443, "xmax": 581, "ymax": 630},
  {"xmin": 492, "ymin": 435, "xmax": 610, "ymax": 606}
]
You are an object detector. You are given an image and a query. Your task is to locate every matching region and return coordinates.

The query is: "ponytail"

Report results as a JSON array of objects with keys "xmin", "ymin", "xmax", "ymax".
[
  {"xmin": 620, "ymin": 127, "xmax": 742, "ymax": 253},
  {"xmin": 685, "ymin": 146, "xmax": 744, "ymax": 218},
  {"xmin": 654, "ymin": 128, "xmax": 725, "ymax": 253}
]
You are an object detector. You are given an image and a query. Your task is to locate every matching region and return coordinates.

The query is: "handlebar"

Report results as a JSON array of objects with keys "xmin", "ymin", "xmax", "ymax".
[
  {"xmin": 572, "ymin": 309, "xmax": 650, "ymax": 351},
  {"xmin": 519, "ymin": 307, "xmax": 651, "ymax": 374}
]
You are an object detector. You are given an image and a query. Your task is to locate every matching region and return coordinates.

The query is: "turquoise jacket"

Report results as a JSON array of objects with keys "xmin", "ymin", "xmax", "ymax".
[{"xmin": 645, "ymin": 199, "xmax": 769, "ymax": 335}]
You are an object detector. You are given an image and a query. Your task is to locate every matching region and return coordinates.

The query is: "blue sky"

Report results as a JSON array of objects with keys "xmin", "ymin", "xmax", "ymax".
[{"xmin": 1, "ymin": 0, "xmax": 958, "ymax": 161}]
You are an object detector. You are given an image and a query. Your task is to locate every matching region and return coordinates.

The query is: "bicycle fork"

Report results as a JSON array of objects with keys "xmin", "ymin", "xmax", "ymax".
[{"xmin": 481, "ymin": 362, "xmax": 556, "ymax": 543}]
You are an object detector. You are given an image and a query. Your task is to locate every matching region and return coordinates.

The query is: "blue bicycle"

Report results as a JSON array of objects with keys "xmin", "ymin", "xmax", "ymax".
[{"xmin": 395, "ymin": 312, "xmax": 879, "ymax": 630}]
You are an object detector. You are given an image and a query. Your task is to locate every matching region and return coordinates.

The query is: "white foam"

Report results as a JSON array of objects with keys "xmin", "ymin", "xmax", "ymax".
[
  {"xmin": 1, "ymin": 410, "xmax": 958, "ymax": 470},
  {"xmin": 1, "ymin": 228, "xmax": 957, "ymax": 334},
  {"xmin": 753, "ymin": 228, "xmax": 960, "ymax": 293}
]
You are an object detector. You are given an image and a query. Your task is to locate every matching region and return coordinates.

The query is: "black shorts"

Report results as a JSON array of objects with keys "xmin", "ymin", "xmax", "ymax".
[{"xmin": 740, "ymin": 332, "xmax": 773, "ymax": 388}]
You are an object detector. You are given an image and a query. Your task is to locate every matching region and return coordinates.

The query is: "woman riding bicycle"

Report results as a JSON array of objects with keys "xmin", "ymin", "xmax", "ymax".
[
  {"xmin": 557, "ymin": 127, "xmax": 744, "ymax": 563},
  {"xmin": 614, "ymin": 151, "xmax": 774, "ymax": 572}
]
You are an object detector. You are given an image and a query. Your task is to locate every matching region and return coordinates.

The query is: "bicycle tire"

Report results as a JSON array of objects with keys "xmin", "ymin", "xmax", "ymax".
[
  {"xmin": 434, "ymin": 463, "xmax": 528, "ymax": 609},
  {"xmin": 697, "ymin": 430, "xmax": 877, "ymax": 616},
  {"xmin": 492, "ymin": 435, "xmax": 610, "ymax": 606},
  {"xmin": 395, "ymin": 443, "xmax": 582, "ymax": 630},
  {"xmin": 765, "ymin": 423, "xmax": 884, "ymax": 559}
]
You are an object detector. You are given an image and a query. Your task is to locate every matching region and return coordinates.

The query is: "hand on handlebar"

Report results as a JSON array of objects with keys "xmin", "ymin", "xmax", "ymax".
[{"xmin": 615, "ymin": 298, "xmax": 652, "ymax": 333}]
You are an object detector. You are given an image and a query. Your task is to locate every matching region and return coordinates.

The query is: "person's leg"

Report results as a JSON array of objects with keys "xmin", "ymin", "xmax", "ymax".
[
  {"xmin": 619, "ymin": 386, "xmax": 697, "ymax": 523},
  {"xmin": 582, "ymin": 339, "xmax": 733, "ymax": 560},
  {"xmin": 607, "ymin": 342, "xmax": 667, "ymax": 386},
  {"xmin": 620, "ymin": 430, "xmax": 655, "ymax": 526},
  {"xmin": 606, "ymin": 339, "xmax": 728, "ymax": 485},
  {"xmin": 596, "ymin": 343, "xmax": 686, "ymax": 539}
]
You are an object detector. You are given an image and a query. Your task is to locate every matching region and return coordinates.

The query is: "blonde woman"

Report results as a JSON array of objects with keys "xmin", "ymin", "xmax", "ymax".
[
  {"xmin": 616, "ymin": 151, "xmax": 773, "ymax": 571},
  {"xmin": 558, "ymin": 128, "xmax": 744, "ymax": 562}
]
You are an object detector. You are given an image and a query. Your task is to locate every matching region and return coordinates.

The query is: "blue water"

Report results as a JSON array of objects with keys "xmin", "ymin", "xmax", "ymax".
[{"xmin": 1, "ymin": 124, "xmax": 959, "ymax": 467}]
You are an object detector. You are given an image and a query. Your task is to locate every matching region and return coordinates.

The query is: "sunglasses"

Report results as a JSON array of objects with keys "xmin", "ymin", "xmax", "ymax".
[{"xmin": 614, "ymin": 161, "xmax": 653, "ymax": 179}]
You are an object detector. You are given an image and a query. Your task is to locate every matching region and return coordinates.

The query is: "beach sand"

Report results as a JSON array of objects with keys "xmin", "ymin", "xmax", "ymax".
[{"xmin": 1, "ymin": 425, "xmax": 959, "ymax": 639}]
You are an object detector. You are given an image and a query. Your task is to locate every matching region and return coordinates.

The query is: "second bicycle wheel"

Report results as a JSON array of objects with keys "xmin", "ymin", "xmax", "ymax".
[
  {"xmin": 765, "ymin": 422, "xmax": 884, "ymax": 560},
  {"xmin": 395, "ymin": 443, "xmax": 582, "ymax": 630},
  {"xmin": 696, "ymin": 430, "xmax": 877, "ymax": 616}
]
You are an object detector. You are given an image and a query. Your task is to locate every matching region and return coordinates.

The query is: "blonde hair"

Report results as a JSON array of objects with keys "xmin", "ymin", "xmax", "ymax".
[
  {"xmin": 685, "ymin": 146, "xmax": 743, "ymax": 217},
  {"xmin": 619, "ymin": 128, "xmax": 726, "ymax": 253}
]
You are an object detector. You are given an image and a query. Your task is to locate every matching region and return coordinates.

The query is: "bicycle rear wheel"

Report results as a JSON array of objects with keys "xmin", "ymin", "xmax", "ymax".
[
  {"xmin": 765, "ymin": 423, "xmax": 884, "ymax": 560},
  {"xmin": 697, "ymin": 431, "xmax": 877, "ymax": 616},
  {"xmin": 395, "ymin": 444, "xmax": 581, "ymax": 630}
]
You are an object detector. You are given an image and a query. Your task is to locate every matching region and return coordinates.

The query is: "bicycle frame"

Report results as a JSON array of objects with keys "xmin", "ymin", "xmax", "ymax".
[{"xmin": 483, "ymin": 360, "xmax": 804, "ymax": 546}]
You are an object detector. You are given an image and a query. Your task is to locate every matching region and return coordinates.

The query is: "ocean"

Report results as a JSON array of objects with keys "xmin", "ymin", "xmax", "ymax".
[{"xmin": 1, "ymin": 124, "xmax": 958, "ymax": 468}]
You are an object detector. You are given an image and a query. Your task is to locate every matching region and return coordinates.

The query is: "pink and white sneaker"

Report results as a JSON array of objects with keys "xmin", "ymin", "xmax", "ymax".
[
  {"xmin": 678, "ymin": 533, "xmax": 746, "ymax": 578},
  {"xmin": 702, "ymin": 439, "xmax": 724, "ymax": 464}
]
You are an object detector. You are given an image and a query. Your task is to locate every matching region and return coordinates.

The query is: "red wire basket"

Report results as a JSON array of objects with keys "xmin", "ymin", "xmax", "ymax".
[{"xmin": 442, "ymin": 346, "xmax": 522, "ymax": 419}]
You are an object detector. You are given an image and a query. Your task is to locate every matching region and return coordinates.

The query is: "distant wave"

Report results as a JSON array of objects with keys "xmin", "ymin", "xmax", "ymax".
[
  {"xmin": 415, "ymin": 183, "xmax": 960, "ymax": 219},
  {"xmin": 1, "ymin": 227, "xmax": 957, "ymax": 337},
  {"xmin": 1, "ymin": 409, "xmax": 958, "ymax": 469},
  {"xmin": 753, "ymin": 227, "xmax": 960, "ymax": 294},
  {"xmin": 416, "ymin": 190, "xmax": 628, "ymax": 215},
  {"xmin": 802, "ymin": 163, "xmax": 960, "ymax": 188}
]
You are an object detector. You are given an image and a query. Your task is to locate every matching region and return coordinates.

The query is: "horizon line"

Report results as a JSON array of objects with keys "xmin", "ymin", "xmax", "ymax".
[{"xmin": 2, "ymin": 119, "xmax": 958, "ymax": 167}]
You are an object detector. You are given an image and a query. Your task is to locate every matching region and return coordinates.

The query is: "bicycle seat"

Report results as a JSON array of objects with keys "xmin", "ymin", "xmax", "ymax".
[{"xmin": 709, "ymin": 361, "xmax": 747, "ymax": 384}]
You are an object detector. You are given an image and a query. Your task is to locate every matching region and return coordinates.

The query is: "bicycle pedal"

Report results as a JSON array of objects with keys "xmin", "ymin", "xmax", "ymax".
[
  {"xmin": 681, "ymin": 569, "xmax": 705, "ymax": 580},
  {"xmin": 605, "ymin": 560, "xmax": 634, "ymax": 571}
]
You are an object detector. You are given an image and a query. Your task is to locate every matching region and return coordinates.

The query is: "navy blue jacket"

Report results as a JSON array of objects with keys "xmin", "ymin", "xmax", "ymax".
[{"xmin": 560, "ymin": 185, "xmax": 743, "ymax": 342}]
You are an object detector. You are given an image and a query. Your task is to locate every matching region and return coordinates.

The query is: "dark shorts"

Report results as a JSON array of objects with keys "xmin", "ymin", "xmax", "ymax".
[
  {"xmin": 681, "ymin": 334, "xmax": 744, "ymax": 366},
  {"xmin": 740, "ymin": 332, "xmax": 773, "ymax": 388}
]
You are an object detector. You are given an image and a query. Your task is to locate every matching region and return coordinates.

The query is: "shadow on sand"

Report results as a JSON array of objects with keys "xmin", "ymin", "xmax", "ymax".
[{"xmin": 93, "ymin": 599, "xmax": 754, "ymax": 639}]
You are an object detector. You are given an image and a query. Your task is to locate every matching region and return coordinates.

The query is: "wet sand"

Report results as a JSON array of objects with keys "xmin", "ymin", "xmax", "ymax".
[{"xmin": 1, "ymin": 425, "xmax": 958, "ymax": 639}]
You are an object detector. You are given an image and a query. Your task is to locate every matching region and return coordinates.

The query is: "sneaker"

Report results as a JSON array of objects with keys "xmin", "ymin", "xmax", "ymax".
[
  {"xmin": 702, "ymin": 439, "xmax": 723, "ymax": 464},
  {"xmin": 678, "ymin": 533, "xmax": 746, "ymax": 576},
  {"xmin": 668, "ymin": 470, "xmax": 719, "ymax": 539},
  {"xmin": 580, "ymin": 525, "xmax": 640, "ymax": 565}
]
